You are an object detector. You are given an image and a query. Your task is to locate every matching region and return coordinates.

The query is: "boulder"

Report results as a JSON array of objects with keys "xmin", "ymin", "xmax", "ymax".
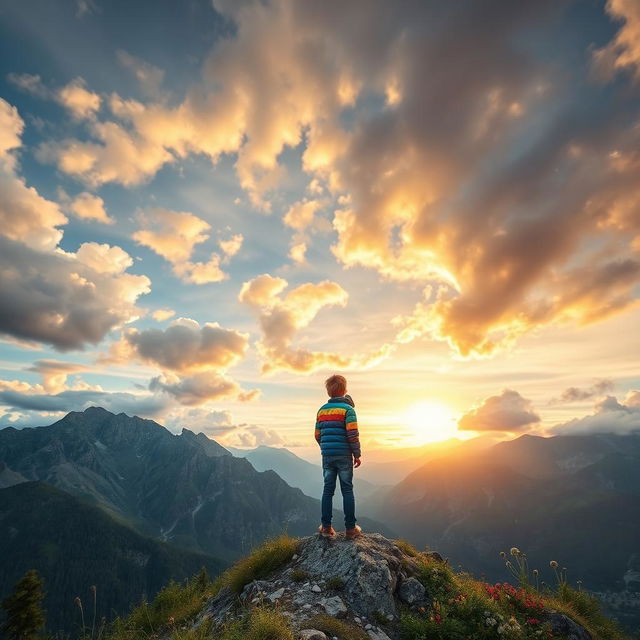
[{"xmin": 397, "ymin": 576, "xmax": 426, "ymax": 605}]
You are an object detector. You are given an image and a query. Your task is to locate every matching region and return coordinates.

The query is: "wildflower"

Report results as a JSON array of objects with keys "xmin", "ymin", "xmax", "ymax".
[
  {"xmin": 168, "ymin": 616, "xmax": 175, "ymax": 626},
  {"xmin": 549, "ymin": 560, "xmax": 558, "ymax": 569},
  {"xmin": 533, "ymin": 569, "xmax": 538, "ymax": 575},
  {"xmin": 499, "ymin": 551, "xmax": 506, "ymax": 559},
  {"xmin": 510, "ymin": 547, "xmax": 520, "ymax": 556},
  {"xmin": 527, "ymin": 618, "xmax": 541, "ymax": 625}
]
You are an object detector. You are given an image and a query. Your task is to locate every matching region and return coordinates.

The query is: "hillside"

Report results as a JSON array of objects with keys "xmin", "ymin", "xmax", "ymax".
[
  {"xmin": 105, "ymin": 532, "xmax": 627, "ymax": 640},
  {"xmin": 0, "ymin": 407, "xmax": 390, "ymax": 560},
  {"xmin": 0, "ymin": 482, "xmax": 225, "ymax": 635}
]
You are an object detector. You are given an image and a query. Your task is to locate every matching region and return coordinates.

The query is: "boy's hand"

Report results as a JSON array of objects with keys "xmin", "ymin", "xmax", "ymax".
[{"xmin": 353, "ymin": 457, "xmax": 361, "ymax": 468}]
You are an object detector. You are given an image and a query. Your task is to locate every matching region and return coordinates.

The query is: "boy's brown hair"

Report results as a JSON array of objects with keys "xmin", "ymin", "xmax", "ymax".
[{"xmin": 325, "ymin": 374, "xmax": 347, "ymax": 398}]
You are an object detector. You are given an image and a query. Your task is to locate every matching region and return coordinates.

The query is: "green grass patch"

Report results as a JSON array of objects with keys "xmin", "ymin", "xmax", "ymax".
[
  {"xmin": 305, "ymin": 613, "xmax": 369, "ymax": 640},
  {"xmin": 291, "ymin": 568, "xmax": 310, "ymax": 582},
  {"xmin": 221, "ymin": 535, "xmax": 299, "ymax": 594},
  {"xmin": 217, "ymin": 607, "xmax": 295, "ymax": 640},
  {"xmin": 107, "ymin": 568, "xmax": 216, "ymax": 639},
  {"xmin": 394, "ymin": 539, "xmax": 420, "ymax": 557}
]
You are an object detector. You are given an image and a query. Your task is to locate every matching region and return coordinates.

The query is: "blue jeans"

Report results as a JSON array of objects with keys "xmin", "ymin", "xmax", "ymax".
[{"xmin": 321, "ymin": 455, "xmax": 356, "ymax": 529}]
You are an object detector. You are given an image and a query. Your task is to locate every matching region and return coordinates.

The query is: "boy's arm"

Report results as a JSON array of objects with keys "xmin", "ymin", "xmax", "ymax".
[
  {"xmin": 314, "ymin": 412, "xmax": 321, "ymax": 447},
  {"xmin": 345, "ymin": 406, "xmax": 361, "ymax": 458}
]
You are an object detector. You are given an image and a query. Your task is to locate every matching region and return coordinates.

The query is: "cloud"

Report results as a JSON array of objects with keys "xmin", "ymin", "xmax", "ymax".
[
  {"xmin": 26, "ymin": 359, "xmax": 90, "ymax": 394},
  {"xmin": 0, "ymin": 99, "xmax": 68, "ymax": 251},
  {"xmin": 57, "ymin": 78, "xmax": 101, "ymax": 120},
  {"xmin": 27, "ymin": 1, "xmax": 640, "ymax": 358},
  {"xmin": 219, "ymin": 233, "xmax": 243, "ymax": 258},
  {"xmin": 124, "ymin": 318, "xmax": 249, "ymax": 373},
  {"xmin": 116, "ymin": 50, "xmax": 165, "ymax": 98},
  {"xmin": 458, "ymin": 389, "xmax": 541, "ymax": 432},
  {"xmin": 68, "ymin": 192, "xmax": 113, "ymax": 224},
  {"xmin": 151, "ymin": 308, "xmax": 176, "ymax": 322},
  {"xmin": 133, "ymin": 209, "xmax": 231, "ymax": 283},
  {"xmin": 149, "ymin": 371, "xmax": 257, "ymax": 406},
  {"xmin": 0, "ymin": 388, "xmax": 170, "ymax": 417},
  {"xmin": 239, "ymin": 274, "xmax": 392, "ymax": 374},
  {"xmin": 283, "ymin": 199, "xmax": 322, "ymax": 231},
  {"xmin": 6, "ymin": 73, "xmax": 49, "ymax": 99},
  {"xmin": 549, "ymin": 391, "xmax": 640, "ymax": 436},
  {"xmin": 0, "ymin": 235, "xmax": 150, "ymax": 351},
  {"xmin": 549, "ymin": 379, "xmax": 615, "ymax": 405},
  {"xmin": 592, "ymin": 0, "xmax": 640, "ymax": 81}
]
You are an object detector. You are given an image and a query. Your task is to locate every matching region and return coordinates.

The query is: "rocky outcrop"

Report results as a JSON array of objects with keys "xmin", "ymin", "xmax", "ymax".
[
  {"xmin": 195, "ymin": 533, "xmax": 443, "ymax": 640},
  {"xmin": 189, "ymin": 532, "xmax": 597, "ymax": 640}
]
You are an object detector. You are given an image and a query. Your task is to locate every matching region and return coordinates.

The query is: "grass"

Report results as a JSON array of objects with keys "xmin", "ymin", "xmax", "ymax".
[
  {"xmin": 217, "ymin": 607, "xmax": 295, "ymax": 640},
  {"xmin": 394, "ymin": 539, "xmax": 420, "ymax": 557},
  {"xmin": 398, "ymin": 549, "xmax": 631, "ymax": 640},
  {"xmin": 305, "ymin": 613, "xmax": 369, "ymax": 640},
  {"xmin": 105, "ymin": 536, "xmax": 298, "ymax": 639},
  {"xmin": 290, "ymin": 568, "xmax": 310, "ymax": 583}
]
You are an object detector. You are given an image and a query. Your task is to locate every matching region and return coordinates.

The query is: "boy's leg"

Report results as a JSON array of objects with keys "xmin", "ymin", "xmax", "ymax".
[
  {"xmin": 336, "ymin": 456, "xmax": 356, "ymax": 529},
  {"xmin": 321, "ymin": 457, "xmax": 338, "ymax": 527}
]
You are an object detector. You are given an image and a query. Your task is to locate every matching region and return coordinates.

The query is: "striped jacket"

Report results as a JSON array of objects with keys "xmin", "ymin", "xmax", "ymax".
[{"xmin": 315, "ymin": 396, "xmax": 361, "ymax": 458}]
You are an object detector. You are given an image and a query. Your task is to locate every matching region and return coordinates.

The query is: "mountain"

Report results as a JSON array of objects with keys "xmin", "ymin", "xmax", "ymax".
[
  {"xmin": 228, "ymin": 445, "xmax": 382, "ymax": 500},
  {"xmin": 0, "ymin": 407, "xmax": 390, "ymax": 560},
  {"xmin": 0, "ymin": 482, "xmax": 225, "ymax": 635},
  {"xmin": 372, "ymin": 433, "xmax": 640, "ymax": 630},
  {"xmin": 106, "ymin": 533, "xmax": 609, "ymax": 640}
]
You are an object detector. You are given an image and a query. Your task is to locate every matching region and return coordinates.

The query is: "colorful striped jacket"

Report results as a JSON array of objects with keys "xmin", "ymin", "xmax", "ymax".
[{"xmin": 315, "ymin": 396, "xmax": 361, "ymax": 458}]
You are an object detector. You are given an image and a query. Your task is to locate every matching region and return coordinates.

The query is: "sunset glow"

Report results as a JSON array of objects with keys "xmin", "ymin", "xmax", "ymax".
[{"xmin": 0, "ymin": 0, "xmax": 639, "ymax": 454}]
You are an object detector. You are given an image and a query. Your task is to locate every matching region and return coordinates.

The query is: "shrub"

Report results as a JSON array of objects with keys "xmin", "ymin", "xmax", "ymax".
[
  {"xmin": 394, "ymin": 539, "xmax": 420, "ymax": 557},
  {"xmin": 291, "ymin": 569, "xmax": 309, "ymax": 583},
  {"xmin": 222, "ymin": 535, "xmax": 299, "ymax": 594},
  {"xmin": 305, "ymin": 613, "xmax": 369, "ymax": 640},
  {"xmin": 217, "ymin": 607, "xmax": 294, "ymax": 640}
]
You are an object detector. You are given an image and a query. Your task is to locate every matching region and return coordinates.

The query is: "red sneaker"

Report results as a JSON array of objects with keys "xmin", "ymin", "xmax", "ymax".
[
  {"xmin": 318, "ymin": 525, "xmax": 336, "ymax": 538},
  {"xmin": 345, "ymin": 525, "xmax": 362, "ymax": 540}
]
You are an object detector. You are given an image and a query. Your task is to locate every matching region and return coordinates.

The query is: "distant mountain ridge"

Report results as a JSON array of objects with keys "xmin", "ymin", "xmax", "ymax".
[
  {"xmin": 0, "ymin": 481, "xmax": 225, "ymax": 634},
  {"xmin": 0, "ymin": 407, "xmax": 390, "ymax": 560}
]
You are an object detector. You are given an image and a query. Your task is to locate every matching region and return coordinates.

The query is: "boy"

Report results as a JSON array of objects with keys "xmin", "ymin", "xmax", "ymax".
[{"xmin": 315, "ymin": 374, "xmax": 362, "ymax": 539}]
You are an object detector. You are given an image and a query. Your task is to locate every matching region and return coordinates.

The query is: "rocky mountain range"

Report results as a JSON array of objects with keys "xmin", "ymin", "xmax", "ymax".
[{"xmin": 0, "ymin": 407, "xmax": 389, "ymax": 561}]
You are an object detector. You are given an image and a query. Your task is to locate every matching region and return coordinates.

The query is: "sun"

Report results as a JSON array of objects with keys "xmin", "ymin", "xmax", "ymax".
[{"xmin": 401, "ymin": 401, "xmax": 459, "ymax": 445}]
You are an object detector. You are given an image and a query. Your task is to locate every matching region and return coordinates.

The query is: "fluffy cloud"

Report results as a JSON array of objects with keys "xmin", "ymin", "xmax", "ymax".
[
  {"xmin": 458, "ymin": 389, "xmax": 541, "ymax": 432},
  {"xmin": 0, "ymin": 99, "xmax": 68, "ymax": 251},
  {"xmin": 0, "ymin": 235, "xmax": 150, "ymax": 350},
  {"xmin": 549, "ymin": 391, "xmax": 640, "ymax": 436},
  {"xmin": 219, "ymin": 233, "xmax": 244, "ymax": 258},
  {"xmin": 149, "ymin": 371, "xmax": 251, "ymax": 406},
  {"xmin": 124, "ymin": 318, "xmax": 249, "ymax": 373},
  {"xmin": 592, "ymin": 0, "xmax": 640, "ymax": 81},
  {"xmin": 133, "ymin": 209, "xmax": 232, "ymax": 284},
  {"xmin": 26, "ymin": 359, "xmax": 90, "ymax": 394},
  {"xmin": 239, "ymin": 274, "xmax": 392, "ymax": 373},
  {"xmin": 68, "ymin": 192, "xmax": 113, "ymax": 224},
  {"xmin": 0, "ymin": 387, "xmax": 170, "ymax": 417},
  {"xmin": 151, "ymin": 308, "xmax": 176, "ymax": 322},
  {"xmin": 28, "ymin": 1, "xmax": 640, "ymax": 358},
  {"xmin": 548, "ymin": 379, "xmax": 615, "ymax": 405},
  {"xmin": 57, "ymin": 78, "xmax": 101, "ymax": 120}
]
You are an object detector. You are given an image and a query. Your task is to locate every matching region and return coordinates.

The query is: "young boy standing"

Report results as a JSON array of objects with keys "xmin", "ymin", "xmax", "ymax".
[{"xmin": 315, "ymin": 374, "xmax": 362, "ymax": 539}]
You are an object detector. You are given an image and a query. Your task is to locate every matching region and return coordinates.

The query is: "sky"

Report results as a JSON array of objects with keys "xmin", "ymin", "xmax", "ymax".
[{"xmin": 1, "ymin": 0, "xmax": 640, "ymax": 458}]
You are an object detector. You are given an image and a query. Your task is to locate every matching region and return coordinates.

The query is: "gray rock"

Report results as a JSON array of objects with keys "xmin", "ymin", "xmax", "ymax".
[
  {"xmin": 543, "ymin": 612, "xmax": 592, "ymax": 640},
  {"xmin": 267, "ymin": 587, "xmax": 285, "ymax": 601},
  {"xmin": 299, "ymin": 631, "xmax": 328, "ymax": 640},
  {"xmin": 298, "ymin": 533, "xmax": 403, "ymax": 617},
  {"xmin": 319, "ymin": 595, "xmax": 347, "ymax": 617},
  {"xmin": 311, "ymin": 584, "xmax": 322, "ymax": 593},
  {"xmin": 397, "ymin": 577, "xmax": 426, "ymax": 605},
  {"xmin": 367, "ymin": 629, "xmax": 392, "ymax": 640}
]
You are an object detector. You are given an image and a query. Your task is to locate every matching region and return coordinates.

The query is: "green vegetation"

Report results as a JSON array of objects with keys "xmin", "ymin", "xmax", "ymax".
[
  {"xmin": 305, "ymin": 613, "xmax": 369, "ymax": 640},
  {"xmin": 220, "ymin": 535, "xmax": 298, "ymax": 595},
  {"xmin": 325, "ymin": 576, "xmax": 345, "ymax": 591},
  {"xmin": 399, "ymin": 547, "xmax": 629, "ymax": 640},
  {"xmin": 1, "ymin": 569, "xmax": 46, "ymax": 640},
  {"xmin": 106, "ymin": 536, "xmax": 297, "ymax": 639},
  {"xmin": 216, "ymin": 607, "xmax": 295, "ymax": 640},
  {"xmin": 394, "ymin": 539, "xmax": 420, "ymax": 557},
  {"xmin": 290, "ymin": 569, "xmax": 309, "ymax": 582}
]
